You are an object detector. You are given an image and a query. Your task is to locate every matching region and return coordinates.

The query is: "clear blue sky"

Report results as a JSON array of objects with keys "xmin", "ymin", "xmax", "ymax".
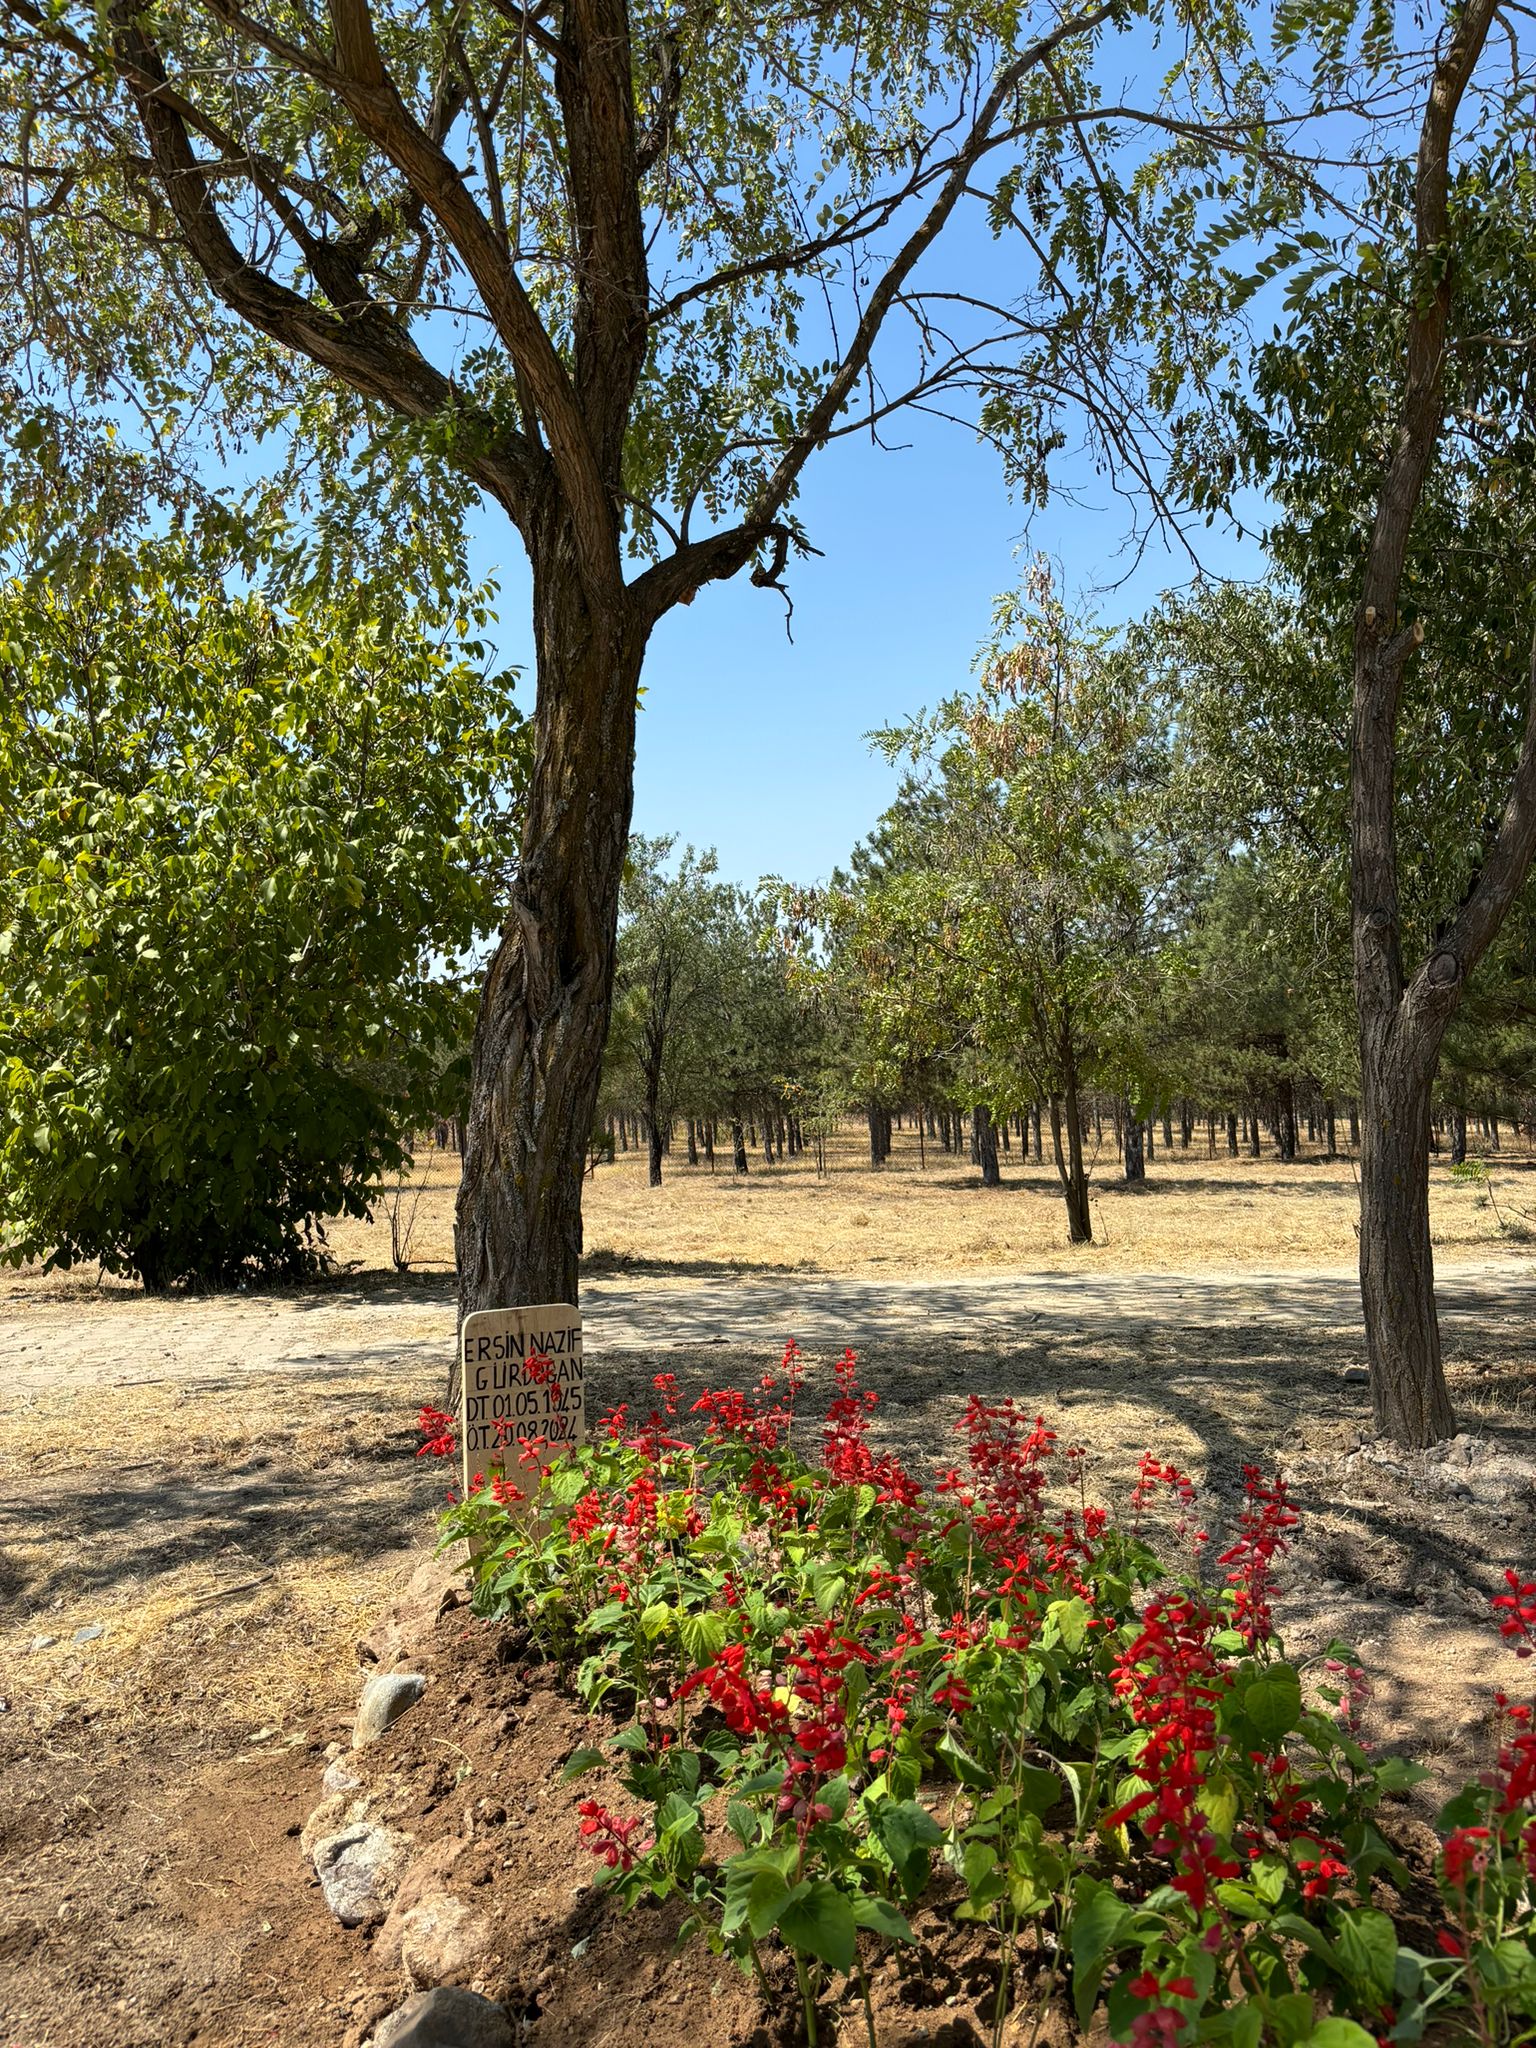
[{"xmin": 461, "ymin": 416, "xmax": 1265, "ymax": 892}]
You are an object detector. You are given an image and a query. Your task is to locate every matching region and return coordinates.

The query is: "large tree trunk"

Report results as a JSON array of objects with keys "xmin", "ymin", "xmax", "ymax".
[
  {"xmin": 456, "ymin": 547, "xmax": 644, "ymax": 1322},
  {"xmin": 1345, "ymin": 0, "xmax": 1512, "ymax": 1447},
  {"xmin": 1358, "ymin": 1025, "xmax": 1456, "ymax": 1444},
  {"xmin": 646, "ymin": 1116, "xmax": 664, "ymax": 1188}
]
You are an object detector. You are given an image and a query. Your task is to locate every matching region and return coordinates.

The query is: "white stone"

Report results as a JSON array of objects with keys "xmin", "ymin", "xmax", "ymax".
[{"xmin": 399, "ymin": 1894, "xmax": 495, "ymax": 1989}]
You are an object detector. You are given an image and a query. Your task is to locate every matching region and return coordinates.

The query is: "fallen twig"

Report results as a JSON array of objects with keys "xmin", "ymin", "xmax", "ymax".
[{"xmin": 181, "ymin": 1571, "xmax": 275, "ymax": 1612}]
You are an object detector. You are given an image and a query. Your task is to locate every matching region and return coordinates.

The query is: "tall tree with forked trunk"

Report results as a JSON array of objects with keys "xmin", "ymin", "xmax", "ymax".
[
  {"xmin": 1221, "ymin": 0, "xmax": 1536, "ymax": 1444},
  {"xmin": 0, "ymin": 0, "xmax": 1373, "ymax": 1315}
]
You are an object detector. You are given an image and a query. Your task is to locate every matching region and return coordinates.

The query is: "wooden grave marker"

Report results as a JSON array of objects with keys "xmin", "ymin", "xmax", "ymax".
[{"xmin": 459, "ymin": 1301, "xmax": 585, "ymax": 1504}]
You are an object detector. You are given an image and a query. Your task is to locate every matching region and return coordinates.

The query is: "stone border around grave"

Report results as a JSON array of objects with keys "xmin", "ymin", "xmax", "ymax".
[{"xmin": 297, "ymin": 1545, "xmax": 517, "ymax": 2048}]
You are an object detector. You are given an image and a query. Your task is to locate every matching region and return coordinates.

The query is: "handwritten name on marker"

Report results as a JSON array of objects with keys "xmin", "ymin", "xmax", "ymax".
[{"xmin": 460, "ymin": 1302, "xmax": 586, "ymax": 1501}]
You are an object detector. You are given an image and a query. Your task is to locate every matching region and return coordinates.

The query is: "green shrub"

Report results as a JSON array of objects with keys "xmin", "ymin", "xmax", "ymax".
[{"xmin": 0, "ymin": 536, "xmax": 522, "ymax": 1287}]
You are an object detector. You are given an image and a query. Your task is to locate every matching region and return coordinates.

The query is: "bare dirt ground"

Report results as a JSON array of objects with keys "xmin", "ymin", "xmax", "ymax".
[{"xmin": 4, "ymin": 1138, "xmax": 1536, "ymax": 2045}]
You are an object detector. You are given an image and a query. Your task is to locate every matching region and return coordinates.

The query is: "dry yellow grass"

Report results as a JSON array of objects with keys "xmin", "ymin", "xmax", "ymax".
[
  {"xmin": 0, "ymin": 1369, "xmax": 424, "ymax": 1744},
  {"xmin": 318, "ymin": 1122, "xmax": 1536, "ymax": 1281}
]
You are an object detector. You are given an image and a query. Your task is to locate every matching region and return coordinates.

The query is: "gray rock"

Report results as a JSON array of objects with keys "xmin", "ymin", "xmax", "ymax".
[
  {"xmin": 322, "ymin": 1757, "xmax": 363, "ymax": 1795},
  {"xmin": 28, "ymin": 1634, "xmax": 57, "ymax": 1653},
  {"xmin": 72, "ymin": 1624, "xmax": 104, "ymax": 1644},
  {"xmin": 360, "ymin": 1554, "xmax": 468, "ymax": 1669},
  {"xmin": 353, "ymin": 1672, "xmax": 426, "ymax": 1749},
  {"xmin": 311, "ymin": 1821, "xmax": 411, "ymax": 1928},
  {"xmin": 372, "ymin": 1988, "xmax": 512, "ymax": 2048},
  {"xmin": 1341, "ymin": 1365, "xmax": 1370, "ymax": 1386},
  {"xmin": 399, "ymin": 1894, "xmax": 495, "ymax": 1989},
  {"xmin": 374, "ymin": 1840, "xmax": 469, "ymax": 1974}
]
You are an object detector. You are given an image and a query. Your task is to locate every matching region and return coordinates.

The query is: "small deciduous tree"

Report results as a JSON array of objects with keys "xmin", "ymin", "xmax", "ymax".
[
  {"xmin": 853, "ymin": 569, "xmax": 1174, "ymax": 1242},
  {"xmin": 610, "ymin": 837, "xmax": 734, "ymax": 1187},
  {"xmin": 1219, "ymin": 3, "xmax": 1536, "ymax": 1443},
  {"xmin": 0, "ymin": 527, "xmax": 522, "ymax": 1288}
]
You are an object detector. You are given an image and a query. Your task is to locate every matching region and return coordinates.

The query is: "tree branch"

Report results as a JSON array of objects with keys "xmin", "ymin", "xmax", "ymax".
[
  {"xmin": 106, "ymin": 4, "xmax": 543, "ymax": 527},
  {"xmin": 1408, "ymin": 629, "xmax": 1536, "ymax": 1018}
]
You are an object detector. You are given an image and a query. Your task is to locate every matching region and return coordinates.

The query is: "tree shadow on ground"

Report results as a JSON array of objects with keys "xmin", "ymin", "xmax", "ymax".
[
  {"xmin": 9, "ymin": 1294, "xmax": 1536, "ymax": 1649},
  {"xmin": 0, "ymin": 1378, "xmax": 435, "ymax": 1606},
  {"xmin": 581, "ymin": 1249, "xmax": 814, "ymax": 1280}
]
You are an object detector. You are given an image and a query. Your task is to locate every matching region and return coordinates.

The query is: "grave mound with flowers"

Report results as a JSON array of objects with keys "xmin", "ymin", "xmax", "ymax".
[{"xmin": 420, "ymin": 1344, "xmax": 1536, "ymax": 2047}]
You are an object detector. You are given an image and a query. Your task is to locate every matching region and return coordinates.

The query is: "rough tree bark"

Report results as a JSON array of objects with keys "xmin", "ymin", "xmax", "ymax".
[
  {"xmin": 1348, "ymin": 0, "xmax": 1536, "ymax": 1444},
  {"xmin": 975, "ymin": 1103, "xmax": 1002, "ymax": 1187},
  {"xmin": 458, "ymin": 560, "xmax": 646, "ymax": 1304}
]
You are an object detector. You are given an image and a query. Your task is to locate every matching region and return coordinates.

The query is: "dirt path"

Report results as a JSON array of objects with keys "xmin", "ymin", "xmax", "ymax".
[{"xmin": 5, "ymin": 1254, "xmax": 1531, "ymax": 1397}]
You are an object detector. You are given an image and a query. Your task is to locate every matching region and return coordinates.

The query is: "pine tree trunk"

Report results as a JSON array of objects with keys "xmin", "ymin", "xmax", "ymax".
[
  {"xmin": 1324, "ymin": 1099, "xmax": 1337, "ymax": 1161},
  {"xmin": 732, "ymin": 1119, "xmax": 749, "ymax": 1175},
  {"xmin": 647, "ymin": 1116, "xmax": 664, "ymax": 1187},
  {"xmin": 1276, "ymin": 1076, "xmax": 1298, "ymax": 1163},
  {"xmin": 686, "ymin": 1117, "xmax": 699, "ymax": 1167},
  {"xmin": 1226, "ymin": 1111, "xmax": 1238, "ymax": 1157},
  {"xmin": 1031, "ymin": 1101, "xmax": 1043, "ymax": 1162},
  {"xmin": 868, "ymin": 1104, "xmax": 883, "ymax": 1167},
  {"xmin": 1450, "ymin": 1106, "xmax": 1467, "ymax": 1165}
]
